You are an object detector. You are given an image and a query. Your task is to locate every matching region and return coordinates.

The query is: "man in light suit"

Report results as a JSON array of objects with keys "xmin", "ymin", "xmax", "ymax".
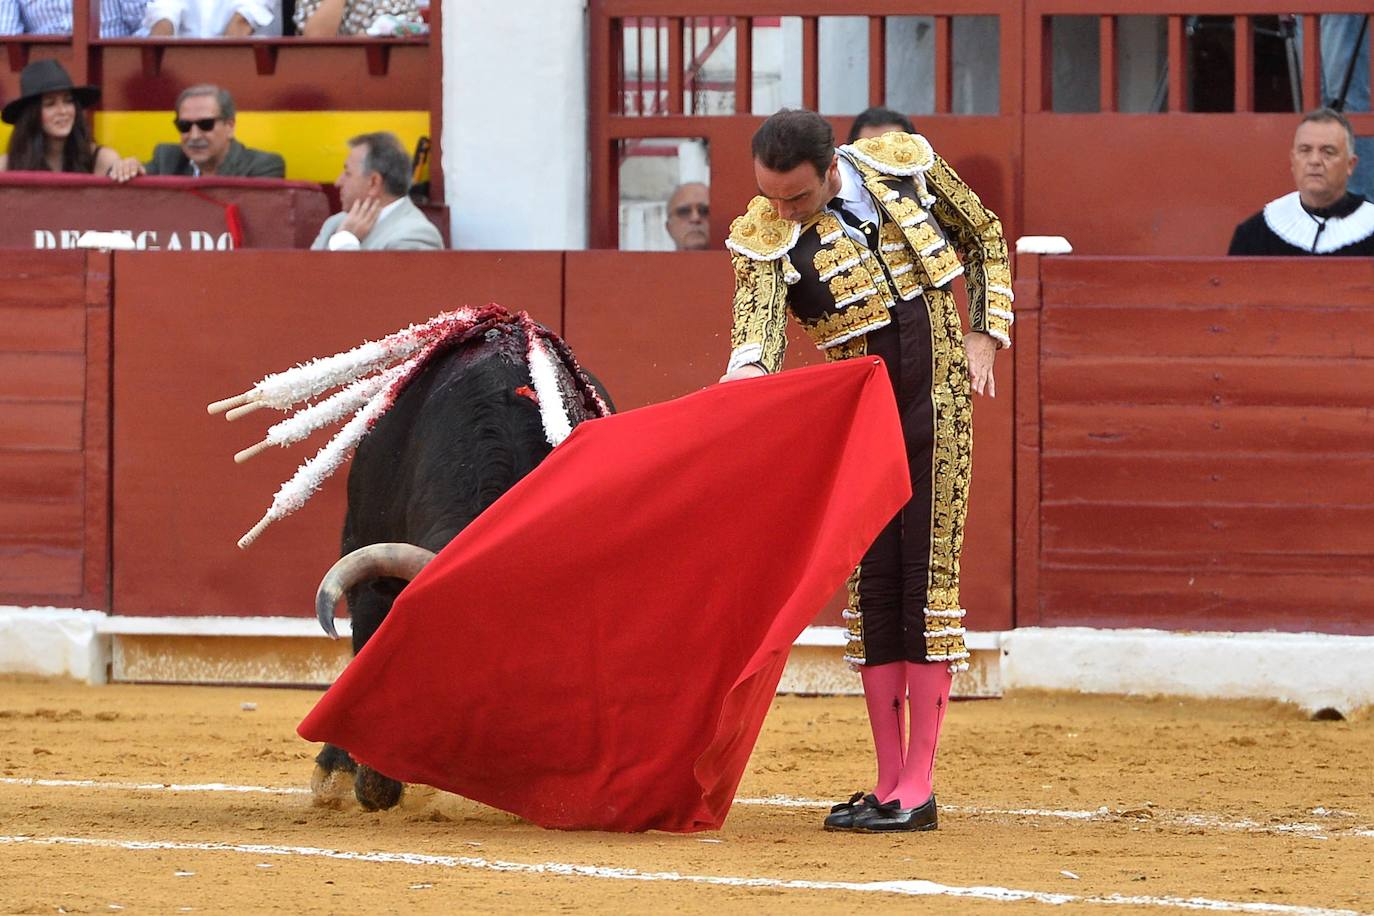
[{"xmin": 312, "ymin": 131, "xmax": 444, "ymax": 251}]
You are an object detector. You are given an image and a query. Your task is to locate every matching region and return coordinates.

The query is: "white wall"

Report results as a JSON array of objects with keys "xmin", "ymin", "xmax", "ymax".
[{"xmin": 445, "ymin": 0, "xmax": 587, "ymax": 249}]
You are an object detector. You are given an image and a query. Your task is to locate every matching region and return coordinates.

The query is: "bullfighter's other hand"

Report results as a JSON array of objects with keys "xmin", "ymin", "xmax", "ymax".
[
  {"xmin": 964, "ymin": 331, "xmax": 997, "ymax": 397},
  {"xmin": 341, "ymin": 197, "xmax": 383, "ymax": 241}
]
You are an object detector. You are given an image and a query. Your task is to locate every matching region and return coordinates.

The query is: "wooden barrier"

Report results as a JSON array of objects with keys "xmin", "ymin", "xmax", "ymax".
[
  {"xmin": 0, "ymin": 251, "xmax": 110, "ymax": 610},
  {"xmin": 1018, "ymin": 254, "xmax": 1374, "ymax": 634},
  {"xmin": 7, "ymin": 249, "xmax": 1365, "ymax": 638}
]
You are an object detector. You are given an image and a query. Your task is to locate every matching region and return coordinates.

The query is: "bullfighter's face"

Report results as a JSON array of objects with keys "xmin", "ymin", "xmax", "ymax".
[{"xmin": 754, "ymin": 154, "xmax": 841, "ymax": 223}]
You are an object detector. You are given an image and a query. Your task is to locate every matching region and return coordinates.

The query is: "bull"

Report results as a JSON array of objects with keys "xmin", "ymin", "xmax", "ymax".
[{"xmin": 212, "ymin": 309, "xmax": 610, "ymax": 810}]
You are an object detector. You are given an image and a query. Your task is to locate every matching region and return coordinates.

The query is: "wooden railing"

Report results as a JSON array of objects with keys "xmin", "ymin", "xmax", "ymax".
[{"xmin": 589, "ymin": 1, "xmax": 1374, "ymax": 255}]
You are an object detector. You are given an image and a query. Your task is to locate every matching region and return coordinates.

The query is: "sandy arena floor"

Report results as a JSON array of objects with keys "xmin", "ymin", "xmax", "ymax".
[{"xmin": 0, "ymin": 676, "xmax": 1369, "ymax": 915}]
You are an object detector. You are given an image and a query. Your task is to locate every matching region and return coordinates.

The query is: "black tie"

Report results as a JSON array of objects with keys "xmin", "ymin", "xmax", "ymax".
[{"xmin": 830, "ymin": 197, "xmax": 880, "ymax": 252}]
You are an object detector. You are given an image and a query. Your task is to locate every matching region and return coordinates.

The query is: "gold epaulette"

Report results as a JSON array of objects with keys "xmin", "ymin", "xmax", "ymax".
[
  {"xmin": 841, "ymin": 131, "xmax": 935, "ymax": 177},
  {"xmin": 726, "ymin": 196, "xmax": 800, "ymax": 262}
]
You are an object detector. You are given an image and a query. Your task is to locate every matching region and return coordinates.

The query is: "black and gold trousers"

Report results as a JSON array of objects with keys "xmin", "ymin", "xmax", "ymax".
[{"xmin": 838, "ymin": 288, "xmax": 972, "ymax": 672}]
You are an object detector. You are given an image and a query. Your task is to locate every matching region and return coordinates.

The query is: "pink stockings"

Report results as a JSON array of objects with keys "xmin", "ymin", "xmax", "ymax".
[{"xmin": 859, "ymin": 661, "xmax": 953, "ymax": 808}]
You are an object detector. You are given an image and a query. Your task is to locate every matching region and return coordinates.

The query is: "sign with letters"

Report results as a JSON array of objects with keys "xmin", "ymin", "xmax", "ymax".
[{"xmin": 0, "ymin": 174, "xmax": 331, "ymax": 250}]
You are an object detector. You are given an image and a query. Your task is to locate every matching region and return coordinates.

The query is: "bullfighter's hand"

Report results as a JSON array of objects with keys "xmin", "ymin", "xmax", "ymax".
[
  {"xmin": 718, "ymin": 363, "xmax": 767, "ymax": 383},
  {"xmin": 108, "ymin": 157, "xmax": 146, "ymax": 183},
  {"xmin": 964, "ymin": 331, "xmax": 997, "ymax": 398},
  {"xmin": 341, "ymin": 197, "xmax": 383, "ymax": 241}
]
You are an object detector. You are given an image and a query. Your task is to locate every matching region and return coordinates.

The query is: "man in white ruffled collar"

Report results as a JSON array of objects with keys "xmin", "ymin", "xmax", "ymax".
[{"xmin": 1228, "ymin": 108, "xmax": 1374, "ymax": 256}]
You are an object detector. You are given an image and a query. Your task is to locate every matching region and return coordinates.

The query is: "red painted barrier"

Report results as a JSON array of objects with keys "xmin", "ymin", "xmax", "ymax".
[
  {"xmin": 10, "ymin": 250, "xmax": 1361, "ymax": 637},
  {"xmin": 1020, "ymin": 254, "xmax": 1374, "ymax": 635},
  {"xmin": 0, "ymin": 251, "xmax": 109, "ymax": 609}
]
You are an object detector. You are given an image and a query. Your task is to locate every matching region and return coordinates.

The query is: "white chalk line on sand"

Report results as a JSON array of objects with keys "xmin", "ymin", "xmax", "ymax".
[
  {"xmin": 4, "ymin": 778, "xmax": 1369, "ymax": 840},
  {"xmin": 0, "ymin": 834, "xmax": 1364, "ymax": 916}
]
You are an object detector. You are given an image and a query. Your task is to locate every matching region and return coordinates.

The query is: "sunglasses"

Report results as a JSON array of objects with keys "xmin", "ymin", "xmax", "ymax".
[
  {"xmin": 671, "ymin": 203, "xmax": 709, "ymax": 218},
  {"xmin": 173, "ymin": 116, "xmax": 222, "ymax": 133}
]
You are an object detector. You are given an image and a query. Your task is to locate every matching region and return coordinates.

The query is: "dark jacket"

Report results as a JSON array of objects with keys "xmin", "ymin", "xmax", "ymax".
[{"xmin": 145, "ymin": 139, "xmax": 285, "ymax": 178}]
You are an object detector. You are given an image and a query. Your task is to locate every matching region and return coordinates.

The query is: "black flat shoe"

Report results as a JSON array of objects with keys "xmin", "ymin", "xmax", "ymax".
[
  {"xmin": 852, "ymin": 793, "xmax": 938, "ymax": 832},
  {"xmin": 822, "ymin": 791, "xmax": 879, "ymax": 831}
]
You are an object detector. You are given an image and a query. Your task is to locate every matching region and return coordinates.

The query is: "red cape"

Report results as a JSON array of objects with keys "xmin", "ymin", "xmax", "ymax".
[{"xmin": 298, "ymin": 358, "xmax": 910, "ymax": 832}]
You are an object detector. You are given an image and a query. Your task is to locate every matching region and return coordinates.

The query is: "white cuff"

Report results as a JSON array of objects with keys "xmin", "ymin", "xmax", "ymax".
[
  {"xmin": 726, "ymin": 344, "xmax": 763, "ymax": 374},
  {"xmin": 327, "ymin": 230, "xmax": 361, "ymax": 251}
]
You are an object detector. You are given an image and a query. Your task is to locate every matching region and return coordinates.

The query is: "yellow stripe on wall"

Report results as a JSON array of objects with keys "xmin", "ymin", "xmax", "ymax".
[{"xmin": 2, "ymin": 111, "xmax": 430, "ymax": 184}]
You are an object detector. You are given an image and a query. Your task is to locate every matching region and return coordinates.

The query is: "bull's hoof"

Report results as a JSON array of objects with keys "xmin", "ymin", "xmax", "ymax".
[
  {"xmin": 310, "ymin": 763, "xmax": 356, "ymax": 808},
  {"xmin": 354, "ymin": 765, "xmax": 404, "ymax": 811}
]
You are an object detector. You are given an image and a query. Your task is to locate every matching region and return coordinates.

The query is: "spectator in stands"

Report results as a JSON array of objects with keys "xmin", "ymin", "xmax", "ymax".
[
  {"xmin": 311, "ymin": 131, "xmax": 442, "ymax": 250},
  {"xmin": 665, "ymin": 181, "xmax": 709, "ymax": 251},
  {"xmin": 143, "ymin": 0, "xmax": 278, "ymax": 35},
  {"xmin": 0, "ymin": 60, "xmax": 123, "ymax": 175},
  {"xmin": 294, "ymin": 0, "xmax": 419, "ymax": 37},
  {"xmin": 1228, "ymin": 107, "xmax": 1374, "ymax": 256},
  {"xmin": 0, "ymin": 0, "xmax": 146, "ymax": 36},
  {"xmin": 846, "ymin": 106, "xmax": 916, "ymax": 144},
  {"xmin": 107, "ymin": 85, "xmax": 284, "ymax": 181}
]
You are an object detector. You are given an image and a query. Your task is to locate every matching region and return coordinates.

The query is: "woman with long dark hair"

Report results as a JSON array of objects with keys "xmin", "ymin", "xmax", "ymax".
[{"xmin": 0, "ymin": 60, "xmax": 122, "ymax": 174}]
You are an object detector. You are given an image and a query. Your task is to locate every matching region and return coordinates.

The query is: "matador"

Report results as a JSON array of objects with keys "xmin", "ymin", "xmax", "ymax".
[{"xmin": 719, "ymin": 109, "xmax": 1013, "ymax": 832}]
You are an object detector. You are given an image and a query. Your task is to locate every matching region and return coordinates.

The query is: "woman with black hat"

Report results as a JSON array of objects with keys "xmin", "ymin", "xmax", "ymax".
[{"xmin": 1, "ymin": 60, "xmax": 123, "ymax": 175}]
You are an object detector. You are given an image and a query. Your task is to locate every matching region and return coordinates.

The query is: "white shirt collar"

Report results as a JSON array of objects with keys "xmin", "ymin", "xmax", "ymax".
[
  {"xmin": 827, "ymin": 155, "xmax": 880, "ymax": 237},
  {"xmin": 834, "ymin": 155, "xmax": 868, "ymax": 205}
]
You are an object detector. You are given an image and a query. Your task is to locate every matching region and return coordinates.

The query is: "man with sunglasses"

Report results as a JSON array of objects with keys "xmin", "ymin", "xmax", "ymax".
[
  {"xmin": 665, "ymin": 181, "xmax": 710, "ymax": 250},
  {"xmin": 108, "ymin": 85, "xmax": 284, "ymax": 182}
]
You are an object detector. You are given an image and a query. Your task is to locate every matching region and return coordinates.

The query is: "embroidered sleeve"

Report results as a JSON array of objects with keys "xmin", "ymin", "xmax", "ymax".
[
  {"xmin": 729, "ymin": 254, "xmax": 790, "ymax": 374},
  {"xmin": 926, "ymin": 154, "xmax": 1013, "ymax": 348}
]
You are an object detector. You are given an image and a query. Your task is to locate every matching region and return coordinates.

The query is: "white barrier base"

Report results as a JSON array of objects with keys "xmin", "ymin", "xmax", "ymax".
[
  {"xmin": 3, "ymin": 608, "xmax": 1371, "ymax": 716},
  {"xmin": 1000, "ymin": 626, "xmax": 1374, "ymax": 717}
]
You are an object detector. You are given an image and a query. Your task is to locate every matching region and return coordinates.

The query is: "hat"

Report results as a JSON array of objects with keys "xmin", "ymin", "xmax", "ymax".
[{"xmin": 2, "ymin": 60, "xmax": 101, "ymax": 125}]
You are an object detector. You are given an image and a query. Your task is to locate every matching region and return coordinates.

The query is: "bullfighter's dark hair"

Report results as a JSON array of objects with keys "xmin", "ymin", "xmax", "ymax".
[
  {"xmin": 845, "ymin": 106, "xmax": 916, "ymax": 144},
  {"xmin": 751, "ymin": 109, "xmax": 834, "ymax": 178}
]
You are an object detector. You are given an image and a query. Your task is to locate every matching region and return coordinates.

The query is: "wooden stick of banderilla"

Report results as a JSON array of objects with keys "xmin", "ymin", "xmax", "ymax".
[
  {"xmin": 234, "ymin": 440, "xmax": 274, "ymax": 464},
  {"xmin": 207, "ymin": 391, "xmax": 252, "ymax": 415}
]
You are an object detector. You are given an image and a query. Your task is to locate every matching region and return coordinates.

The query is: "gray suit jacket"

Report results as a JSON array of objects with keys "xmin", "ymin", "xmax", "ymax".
[
  {"xmin": 310, "ymin": 196, "xmax": 445, "ymax": 251},
  {"xmin": 145, "ymin": 140, "xmax": 285, "ymax": 178}
]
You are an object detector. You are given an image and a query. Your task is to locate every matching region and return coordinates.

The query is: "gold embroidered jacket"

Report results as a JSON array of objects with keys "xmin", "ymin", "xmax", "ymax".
[{"xmin": 726, "ymin": 132, "xmax": 1013, "ymax": 373}]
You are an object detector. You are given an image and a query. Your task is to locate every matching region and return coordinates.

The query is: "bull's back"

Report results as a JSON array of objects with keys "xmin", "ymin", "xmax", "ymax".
[{"xmin": 343, "ymin": 336, "xmax": 550, "ymax": 554}]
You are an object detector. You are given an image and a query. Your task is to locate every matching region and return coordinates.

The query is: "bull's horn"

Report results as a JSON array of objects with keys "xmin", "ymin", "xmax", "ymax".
[{"xmin": 314, "ymin": 543, "xmax": 437, "ymax": 639}]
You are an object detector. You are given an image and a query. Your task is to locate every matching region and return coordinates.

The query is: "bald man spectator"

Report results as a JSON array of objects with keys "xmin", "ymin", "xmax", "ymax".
[
  {"xmin": 665, "ymin": 182, "xmax": 710, "ymax": 250},
  {"xmin": 1228, "ymin": 107, "xmax": 1374, "ymax": 256}
]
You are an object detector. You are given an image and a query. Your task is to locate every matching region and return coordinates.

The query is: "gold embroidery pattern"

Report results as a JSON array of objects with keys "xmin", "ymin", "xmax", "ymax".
[
  {"xmin": 884, "ymin": 195, "xmax": 929, "ymax": 228},
  {"xmin": 924, "ymin": 244, "xmax": 965, "ymax": 289},
  {"xmin": 844, "ymin": 131, "xmax": 935, "ymax": 176},
  {"xmin": 803, "ymin": 290, "xmax": 892, "ymax": 348},
  {"xmin": 923, "ymin": 286, "xmax": 972, "ymax": 667},
  {"xmin": 843, "ymin": 564, "xmax": 865, "ymax": 663},
  {"xmin": 925, "ymin": 155, "xmax": 1012, "ymax": 344},
  {"xmin": 726, "ymin": 196, "xmax": 800, "ymax": 261},
  {"xmin": 826, "ymin": 338, "xmax": 869, "ymax": 362},
  {"xmin": 729, "ymin": 254, "xmax": 790, "ymax": 373}
]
